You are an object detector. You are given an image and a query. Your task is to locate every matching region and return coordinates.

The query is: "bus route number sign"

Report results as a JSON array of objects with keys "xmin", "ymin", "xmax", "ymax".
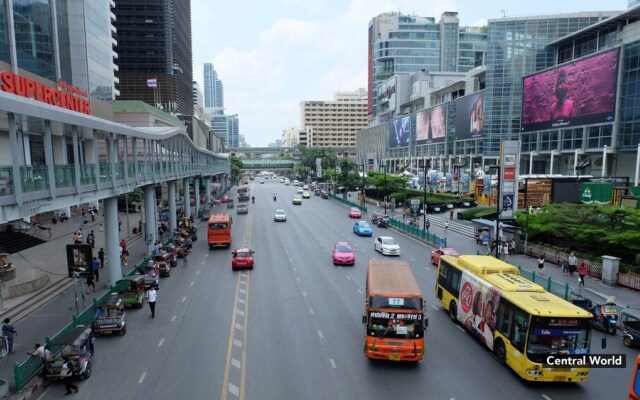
[{"xmin": 388, "ymin": 298, "xmax": 405, "ymax": 306}]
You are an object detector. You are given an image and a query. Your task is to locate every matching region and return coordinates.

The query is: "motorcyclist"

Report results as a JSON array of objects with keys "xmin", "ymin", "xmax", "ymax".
[
  {"xmin": 251, "ymin": 196, "xmax": 255, "ymax": 204},
  {"xmin": 273, "ymin": 194, "xmax": 276, "ymax": 201}
]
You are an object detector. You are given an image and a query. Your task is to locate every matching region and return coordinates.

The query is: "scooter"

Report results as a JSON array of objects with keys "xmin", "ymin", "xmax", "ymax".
[
  {"xmin": 273, "ymin": 195, "xmax": 276, "ymax": 202},
  {"xmin": 252, "ymin": 197, "xmax": 255, "ymax": 204}
]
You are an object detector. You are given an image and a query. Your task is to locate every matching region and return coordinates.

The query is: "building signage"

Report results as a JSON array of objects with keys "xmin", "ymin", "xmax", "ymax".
[
  {"xmin": 1, "ymin": 71, "xmax": 91, "ymax": 115},
  {"xmin": 503, "ymin": 167, "xmax": 516, "ymax": 180},
  {"xmin": 499, "ymin": 141, "xmax": 521, "ymax": 219}
]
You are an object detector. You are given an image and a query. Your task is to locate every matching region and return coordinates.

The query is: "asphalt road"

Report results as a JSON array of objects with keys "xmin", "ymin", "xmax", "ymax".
[{"xmin": 35, "ymin": 179, "xmax": 636, "ymax": 400}]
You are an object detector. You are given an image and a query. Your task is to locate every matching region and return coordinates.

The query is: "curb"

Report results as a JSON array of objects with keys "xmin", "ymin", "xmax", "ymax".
[{"xmin": 7, "ymin": 378, "xmax": 43, "ymax": 400}]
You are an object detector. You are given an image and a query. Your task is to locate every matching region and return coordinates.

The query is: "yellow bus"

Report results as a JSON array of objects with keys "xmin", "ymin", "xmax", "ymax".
[
  {"xmin": 362, "ymin": 259, "xmax": 428, "ymax": 362},
  {"xmin": 630, "ymin": 354, "xmax": 640, "ymax": 400},
  {"xmin": 435, "ymin": 255, "xmax": 593, "ymax": 382}
]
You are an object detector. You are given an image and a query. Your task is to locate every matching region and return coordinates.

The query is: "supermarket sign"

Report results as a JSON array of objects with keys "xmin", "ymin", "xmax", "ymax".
[{"xmin": 0, "ymin": 71, "xmax": 90, "ymax": 115}]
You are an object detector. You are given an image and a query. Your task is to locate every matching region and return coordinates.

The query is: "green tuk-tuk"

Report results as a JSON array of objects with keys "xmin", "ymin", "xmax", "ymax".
[
  {"xmin": 227, "ymin": 199, "xmax": 234, "ymax": 209},
  {"xmin": 115, "ymin": 276, "xmax": 146, "ymax": 308}
]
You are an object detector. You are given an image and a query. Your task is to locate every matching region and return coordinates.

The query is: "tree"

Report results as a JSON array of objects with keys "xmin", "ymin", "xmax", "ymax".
[
  {"xmin": 230, "ymin": 156, "xmax": 243, "ymax": 183},
  {"xmin": 299, "ymin": 148, "xmax": 337, "ymax": 171},
  {"xmin": 334, "ymin": 159, "xmax": 362, "ymax": 192}
]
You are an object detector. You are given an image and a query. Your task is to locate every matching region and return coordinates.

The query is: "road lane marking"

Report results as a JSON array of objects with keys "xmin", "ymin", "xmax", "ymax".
[
  {"xmin": 410, "ymin": 258, "xmax": 415, "ymax": 262},
  {"xmin": 171, "ymin": 315, "xmax": 176, "ymax": 322},
  {"xmin": 457, "ymin": 325, "xmax": 465, "ymax": 332},
  {"xmin": 238, "ymin": 298, "xmax": 245, "ymax": 304},
  {"xmin": 425, "ymin": 266, "xmax": 431, "ymax": 271},
  {"xmin": 329, "ymin": 359, "xmax": 336, "ymax": 369},
  {"xmin": 158, "ymin": 338, "xmax": 165, "ymax": 347},
  {"xmin": 228, "ymin": 383, "xmax": 239, "ymax": 397},
  {"xmin": 346, "ymin": 276, "xmax": 351, "ymax": 280},
  {"xmin": 541, "ymin": 395, "xmax": 552, "ymax": 400},
  {"xmin": 297, "ymin": 277, "xmax": 301, "ymax": 282},
  {"xmin": 235, "ymin": 322, "xmax": 244, "ymax": 331},
  {"xmin": 431, "ymin": 305, "xmax": 439, "ymax": 311},
  {"xmin": 240, "ymin": 288, "xmax": 246, "ymax": 294},
  {"xmin": 302, "ymin": 291, "xmax": 307, "ymax": 297},
  {"xmin": 233, "ymin": 338, "xmax": 242, "ymax": 348},
  {"xmin": 190, "ymin": 282, "xmax": 194, "ymax": 286},
  {"xmin": 196, "ymin": 270, "xmax": 200, "ymax": 275},
  {"xmin": 318, "ymin": 331, "xmax": 324, "ymax": 339},
  {"xmin": 358, "ymin": 289, "xmax": 363, "ymax": 294},
  {"xmin": 181, "ymin": 296, "xmax": 187, "ymax": 302},
  {"xmin": 309, "ymin": 308, "xmax": 315, "ymax": 315},
  {"xmin": 231, "ymin": 358, "xmax": 241, "ymax": 369},
  {"xmin": 138, "ymin": 372, "xmax": 147, "ymax": 384},
  {"xmin": 237, "ymin": 309, "xmax": 245, "ymax": 317}
]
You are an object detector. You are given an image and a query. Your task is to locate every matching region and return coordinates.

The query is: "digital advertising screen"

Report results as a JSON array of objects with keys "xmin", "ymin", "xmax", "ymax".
[
  {"xmin": 455, "ymin": 91, "xmax": 485, "ymax": 140},
  {"xmin": 387, "ymin": 115, "xmax": 411, "ymax": 148},
  {"xmin": 521, "ymin": 48, "xmax": 619, "ymax": 133},
  {"xmin": 416, "ymin": 104, "xmax": 447, "ymax": 144}
]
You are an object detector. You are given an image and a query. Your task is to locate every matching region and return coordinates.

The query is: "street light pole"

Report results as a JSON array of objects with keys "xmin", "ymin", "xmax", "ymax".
[
  {"xmin": 382, "ymin": 164, "xmax": 387, "ymax": 214},
  {"xmin": 423, "ymin": 162, "xmax": 428, "ymax": 231},
  {"xmin": 489, "ymin": 165, "xmax": 501, "ymax": 259},
  {"xmin": 360, "ymin": 163, "xmax": 366, "ymax": 208}
]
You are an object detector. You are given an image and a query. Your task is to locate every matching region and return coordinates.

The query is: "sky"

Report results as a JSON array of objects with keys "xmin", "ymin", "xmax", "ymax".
[{"xmin": 191, "ymin": 0, "xmax": 629, "ymax": 147}]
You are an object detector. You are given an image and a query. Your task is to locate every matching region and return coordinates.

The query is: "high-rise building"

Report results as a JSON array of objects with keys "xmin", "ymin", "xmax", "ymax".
[
  {"xmin": 192, "ymin": 81, "xmax": 205, "ymax": 121},
  {"xmin": 368, "ymin": 12, "xmax": 487, "ymax": 118},
  {"xmin": 211, "ymin": 114, "xmax": 228, "ymax": 142},
  {"xmin": 114, "ymin": 0, "xmax": 193, "ymax": 116},
  {"xmin": 203, "ymin": 63, "xmax": 224, "ymax": 109},
  {"xmin": 300, "ymin": 89, "xmax": 368, "ymax": 149},
  {"xmin": 227, "ymin": 115, "xmax": 240, "ymax": 147}
]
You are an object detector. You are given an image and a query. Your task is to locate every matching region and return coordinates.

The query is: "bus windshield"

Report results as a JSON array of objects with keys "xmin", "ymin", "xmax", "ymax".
[
  {"xmin": 367, "ymin": 311, "xmax": 424, "ymax": 339},
  {"xmin": 526, "ymin": 316, "xmax": 591, "ymax": 361}
]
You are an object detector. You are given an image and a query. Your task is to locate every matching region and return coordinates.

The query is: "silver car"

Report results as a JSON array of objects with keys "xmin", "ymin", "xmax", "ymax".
[
  {"xmin": 237, "ymin": 203, "xmax": 248, "ymax": 214},
  {"xmin": 274, "ymin": 209, "xmax": 287, "ymax": 222}
]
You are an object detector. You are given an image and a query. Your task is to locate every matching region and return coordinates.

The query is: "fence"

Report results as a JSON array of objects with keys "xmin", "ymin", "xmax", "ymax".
[
  {"xmin": 388, "ymin": 217, "xmax": 446, "ymax": 247},
  {"xmin": 618, "ymin": 271, "xmax": 640, "ymax": 291},
  {"xmin": 329, "ymin": 194, "xmax": 367, "ymax": 213},
  {"xmin": 13, "ymin": 238, "xmax": 172, "ymax": 393},
  {"xmin": 521, "ymin": 242, "xmax": 603, "ymax": 278}
]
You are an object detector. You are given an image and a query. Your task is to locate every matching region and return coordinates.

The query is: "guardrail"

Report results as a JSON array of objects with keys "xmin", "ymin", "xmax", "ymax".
[
  {"xmin": 13, "ymin": 238, "xmax": 174, "ymax": 393},
  {"xmin": 329, "ymin": 194, "xmax": 368, "ymax": 213},
  {"xmin": 388, "ymin": 217, "xmax": 447, "ymax": 247}
]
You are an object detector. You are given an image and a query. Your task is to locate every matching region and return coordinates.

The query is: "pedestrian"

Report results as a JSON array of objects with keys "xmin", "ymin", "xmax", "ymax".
[
  {"xmin": 92, "ymin": 257, "xmax": 100, "ymax": 282},
  {"xmin": 537, "ymin": 255, "xmax": 545, "ymax": 276},
  {"xmin": 85, "ymin": 272, "xmax": 95, "ymax": 294},
  {"xmin": 60, "ymin": 355, "xmax": 79, "ymax": 395},
  {"xmin": 425, "ymin": 218, "xmax": 430, "ymax": 232},
  {"xmin": 98, "ymin": 223, "xmax": 104, "ymax": 232},
  {"xmin": 502, "ymin": 242, "xmax": 509, "ymax": 262},
  {"xmin": 444, "ymin": 221, "xmax": 449, "ymax": 234},
  {"xmin": 183, "ymin": 247, "xmax": 188, "ymax": 265},
  {"xmin": 138, "ymin": 220, "xmax": 143, "ymax": 234},
  {"xmin": 98, "ymin": 248, "xmax": 105, "ymax": 269},
  {"xmin": 510, "ymin": 239, "xmax": 516, "ymax": 255},
  {"xmin": 568, "ymin": 252, "xmax": 577, "ymax": 277},
  {"xmin": 449, "ymin": 209, "xmax": 454, "ymax": 220},
  {"xmin": 561, "ymin": 260, "xmax": 568, "ymax": 275},
  {"xmin": 90, "ymin": 209, "xmax": 95, "ymax": 222},
  {"xmin": 147, "ymin": 286, "xmax": 157, "ymax": 318},
  {"xmin": 118, "ymin": 220, "xmax": 122, "ymax": 232},
  {"xmin": 578, "ymin": 263, "xmax": 588, "ymax": 286},
  {"xmin": 2, "ymin": 318, "xmax": 17, "ymax": 354}
]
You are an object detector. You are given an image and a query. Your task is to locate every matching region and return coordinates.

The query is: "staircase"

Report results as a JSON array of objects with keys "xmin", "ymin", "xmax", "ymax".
[{"xmin": 0, "ymin": 231, "xmax": 46, "ymax": 254}]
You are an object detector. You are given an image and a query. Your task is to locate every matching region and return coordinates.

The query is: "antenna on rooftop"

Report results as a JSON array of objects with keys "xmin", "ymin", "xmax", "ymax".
[{"xmin": 501, "ymin": 9, "xmax": 509, "ymax": 18}]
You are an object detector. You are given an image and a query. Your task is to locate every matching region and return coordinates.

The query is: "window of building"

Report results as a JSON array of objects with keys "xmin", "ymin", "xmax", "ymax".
[
  {"xmin": 14, "ymin": 0, "xmax": 55, "ymax": 80},
  {"xmin": 539, "ymin": 131, "xmax": 558, "ymax": 152},
  {"xmin": 561, "ymin": 128, "xmax": 583, "ymax": 150},
  {"xmin": 521, "ymin": 132, "xmax": 537, "ymax": 153},
  {"xmin": 587, "ymin": 125, "xmax": 613, "ymax": 149}
]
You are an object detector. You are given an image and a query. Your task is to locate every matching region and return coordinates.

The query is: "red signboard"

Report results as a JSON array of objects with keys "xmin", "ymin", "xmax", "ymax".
[
  {"xmin": 503, "ymin": 167, "xmax": 516, "ymax": 180},
  {"xmin": 1, "ymin": 71, "xmax": 90, "ymax": 115}
]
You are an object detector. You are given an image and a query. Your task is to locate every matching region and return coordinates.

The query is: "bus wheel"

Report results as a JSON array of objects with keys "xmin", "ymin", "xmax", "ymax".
[
  {"xmin": 494, "ymin": 340, "xmax": 506, "ymax": 364},
  {"xmin": 448, "ymin": 301, "xmax": 457, "ymax": 321}
]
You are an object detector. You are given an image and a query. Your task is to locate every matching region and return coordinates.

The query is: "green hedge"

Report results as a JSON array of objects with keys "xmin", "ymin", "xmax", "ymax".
[{"xmin": 459, "ymin": 207, "xmax": 496, "ymax": 221}]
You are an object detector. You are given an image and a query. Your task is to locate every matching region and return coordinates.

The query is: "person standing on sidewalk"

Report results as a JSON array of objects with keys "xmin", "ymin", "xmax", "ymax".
[
  {"xmin": 537, "ymin": 255, "xmax": 545, "ymax": 276},
  {"xmin": 147, "ymin": 287, "xmax": 157, "ymax": 318},
  {"xmin": 91, "ymin": 257, "xmax": 100, "ymax": 282},
  {"xmin": 444, "ymin": 221, "xmax": 449, "ymax": 234},
  {"xmin": 501, "ymin": 242, "xmax": 509, "ymax": 262},
  {"xmin": 449, "ymin": 209, "xmax": 454, "ymax": 220},
  {"xmin": 2, "ymin": 318, "xmax": 17, "ymax": 354},
  {"xmin": 578, "ymin": 263, "xmax": 588, "ymax": 286},
  {"xmin": 568, "ymin": 253, "xmax": 577, "ymax": 277},
  {"xmin": 98, "ymin": 248, "xmax": 105, "ymax": 269}
]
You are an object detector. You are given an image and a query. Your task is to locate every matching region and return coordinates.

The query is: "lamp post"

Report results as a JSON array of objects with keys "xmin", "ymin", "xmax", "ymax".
[
  {"xmin": 487, "ymin": 165, "xmax": 501, "ymax": 259},
  {"xmin": 379, "ymin": 164, "xmax": 387, "ymax": 214},
  {"xmin": 360, "ymin": 163, "xmax": 366, "ymax": 208},
  {"xmin": 423, "ymin": 161, "xmax": 428, "ymax": 231}
]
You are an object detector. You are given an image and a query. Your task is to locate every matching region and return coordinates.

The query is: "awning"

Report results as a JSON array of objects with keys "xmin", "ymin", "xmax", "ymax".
[{"xmin": 471, "ymin": 218, "xmax": 518, "ymax": 231}]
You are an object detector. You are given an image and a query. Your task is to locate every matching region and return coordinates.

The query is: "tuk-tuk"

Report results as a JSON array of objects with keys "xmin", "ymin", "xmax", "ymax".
[
  {"xmin": 474, "ymin": 227, "xmax": 492, "ymax": 245},
  {"xmin": 165, "ymin": 244, "xmax": 177, "ymax": 267},
  {"xmin": 139, "ymin": 260, "xmax": 160, "ymax": 290},
  {"xmin": 378, "ymin": 216, "xmax": 389, "ymax": 228},
  {"xmin": 592, "ymin": 302, "xmax": 621, "ymax": 335},
  {"xmin": 92, "ymin": 294, "xmax": 126, "ymax": 335},
  {"xmin": 176, "ymin": 237, "xmax": 188, "ymax": 258},
  {"xmin": 45, "ymin": 326, "xmax": 94, "ymax": 381},
  {"xmin": 154, "ymin": 252, "xmax": 171, "ymax": 277},
  {"xmin": 200, "ymin": 205, "xmax": 211, "ymax": 221},
  {"xmin": 620, "ymin": 308, "xmax": 640, "ymax": 347},
  {"xmin": 115, "ymin": 276, "xmax": 146, "ymax": 308},
  {"xmin": 227, "ymin": 199, "xmax": 235, "ymax": 209},
  {"xmin": 371, "ymin": 212, "xmax": 383, "ymax": 225}
]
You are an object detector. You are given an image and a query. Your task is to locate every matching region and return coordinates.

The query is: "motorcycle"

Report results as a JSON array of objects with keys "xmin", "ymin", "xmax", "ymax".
[
  {"xmin": 251, "ymin": 197, "xmax": 255, "ymax": 204},
  {"xmin": 273, "ymin": 195, "xmax": 276, "ymax": 202}
]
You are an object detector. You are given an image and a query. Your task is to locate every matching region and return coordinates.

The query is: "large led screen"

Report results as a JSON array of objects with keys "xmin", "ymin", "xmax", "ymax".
[
  {"xmin": 416, "ymin": 104, "xmax": 447, "ymax": 144},
  {"xmin": 521, "ymin": 48, "xmax": 619, "ymax": 133},
  {"xmin": 455, "ymin": 91, "xmax": 485, "ymax": 140},
  {"xmin": 387, "ymin": 115, "xmax": 411, "ymax": 148}
]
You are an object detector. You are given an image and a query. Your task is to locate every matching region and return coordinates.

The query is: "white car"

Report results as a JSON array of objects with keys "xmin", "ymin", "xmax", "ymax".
[
  {"xmin": 274, "ymin": 209, "xmax": 287, "ymax": 222},
  {"xmin": 297, "ymin": 188, "xmax": 304, "ymax": 194},
  {"xmin": 374, "ymin": 236, "xmax": 400, "ymax": 256}
]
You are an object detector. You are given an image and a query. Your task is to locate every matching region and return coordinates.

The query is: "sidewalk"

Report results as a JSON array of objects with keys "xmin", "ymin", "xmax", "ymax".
[{"xmin": 360, "ymin": 197, "xmax": 640, "ymax": 309}]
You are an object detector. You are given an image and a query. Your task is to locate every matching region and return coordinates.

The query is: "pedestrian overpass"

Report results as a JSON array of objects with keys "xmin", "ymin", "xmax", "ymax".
[{"xmin": 240, "ymin": 159, "xmax": 296, "ymax": 171}]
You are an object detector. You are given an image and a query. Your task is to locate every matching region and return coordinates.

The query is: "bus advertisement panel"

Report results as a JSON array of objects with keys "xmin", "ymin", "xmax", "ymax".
[
  {"xmin": 436, "ymin": 255, "xmax": 593, "ymax": 382},
  {"xmin": 363, "ymin": 259, "xmax": 427, "ymax": 362}
]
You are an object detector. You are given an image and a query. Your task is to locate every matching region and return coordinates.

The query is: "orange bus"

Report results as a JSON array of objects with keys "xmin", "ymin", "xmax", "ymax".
[
  {"xmin": 207, "ymin": 214, "xmax": 232, "ymax": 248},
  {"xmin": 362, "ymin": 259, "xmax": 428, "ymax": 361},
  {"xmin": 630, "ymin": 354, "xmax": 640, "ymax": 400}
]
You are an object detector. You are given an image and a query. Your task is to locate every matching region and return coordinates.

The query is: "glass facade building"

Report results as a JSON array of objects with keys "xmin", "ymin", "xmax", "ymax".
[{"xmin": 203, "ymin": 62, "xmax": 224, "ymax": 109}]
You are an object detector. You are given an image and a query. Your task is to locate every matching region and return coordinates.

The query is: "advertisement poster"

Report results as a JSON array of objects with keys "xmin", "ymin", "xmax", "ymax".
[
  {"xmin": 388, "ymin": 115, "xmax": 411, "ymax": 148},
  {"xmin": 455, "ymin": 91, "xmax": 485, "ymax": 140},
  {"xmin": 66, "ymin": 244, "xmax": 93, "ymax": 278},
  {"xmin": 458, "ymin": 273, "xmax": 501, "ymax": 351},
  {"xmin": 416, "ymin": 104, "xmax": 447, "ymax": 144}
]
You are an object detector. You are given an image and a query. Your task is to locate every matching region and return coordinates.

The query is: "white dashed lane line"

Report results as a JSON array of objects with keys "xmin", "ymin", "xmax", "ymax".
[
  {"xmin": 158, "ymin": 338, "xmax": 165, "ymax": 347},
  {"xmin": 138, "ymin": 372, "xmax": 147, "ymax": 384}
]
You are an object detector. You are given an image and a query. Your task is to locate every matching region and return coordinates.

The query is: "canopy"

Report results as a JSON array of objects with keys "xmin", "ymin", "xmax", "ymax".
[{"xmin": 471, "ymin": 218, "xmax": 518, "ymax": 232}]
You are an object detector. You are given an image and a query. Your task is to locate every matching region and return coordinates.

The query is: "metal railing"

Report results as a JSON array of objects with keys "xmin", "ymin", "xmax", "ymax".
[
  {"xmin": 388, "ymin": 217, "xmax": 446, "ymax": 247},
  {"xmin": 329, "ymin": 193, "xmax": 367, "ymax": 213}
]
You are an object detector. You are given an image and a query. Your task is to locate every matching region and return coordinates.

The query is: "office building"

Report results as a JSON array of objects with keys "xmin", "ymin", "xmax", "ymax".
[
  {"xmin": 203, "ymin": 63, "xmax": 224, "ymax": 109},
  {"xmin": 114, "ymin": 0, "xmax": 193, "ymax": 116},
  {"xmin": 368, "ymin": 12, "xmax": 487, "ymax": 119},
  {"xmin": 300, "ymin": 89, "xmax": 368, "ymax": 151},
  {"xmin": 227, "ymin": 115, "xmax": 240, "ymax": 148}
]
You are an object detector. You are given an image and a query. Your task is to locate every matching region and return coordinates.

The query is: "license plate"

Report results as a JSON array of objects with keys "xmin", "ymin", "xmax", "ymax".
[
  {"xmin": 553, "ymin": 368, "xmax": 570, "ymax": 372},
  {"xmin": 553, "ymin": 376, "xmax": 566, "ymax": 382},
  {"xmin": 388, "ymin": 354, "xmax": 400, "ymax": 361},
  {"xmin": 102, "ymin": 331, "xmax": 112, "ymax": 334}
]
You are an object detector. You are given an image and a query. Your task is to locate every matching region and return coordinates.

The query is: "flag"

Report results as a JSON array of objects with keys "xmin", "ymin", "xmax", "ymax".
[{"xmin": 147, "ymin": 78, "xmax": 157, "ymax": 88}]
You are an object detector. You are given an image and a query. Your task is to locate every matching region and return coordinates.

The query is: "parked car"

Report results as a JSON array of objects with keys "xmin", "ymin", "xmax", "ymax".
[
  {"xmin": 431, "ymin": 248, "xmax": 460, "ymax": 265},
  {"xmin": 374, "ymin": 236, "xmax": 400, "ymax": 256},
  {"xmin": 332, "ymin": 242, "xmax": 355, "ymax": 266},
  {"xmin": 348, "ymin": 207, "xmax": 362, "ymax": 218},
  {"xmin": 237, "ymin": 203, "xmax": 249, "ymax": 214},
  {"xmin": 232, "ymin": 248, "xmax": 255, "ymax": 270},
  {"xmin": 274, "ymin": 209, "xmax": 287, "ymax": 222},
  {"xmin": 353, "ymin": 221, "xmax": 373, "ymax": 236}
]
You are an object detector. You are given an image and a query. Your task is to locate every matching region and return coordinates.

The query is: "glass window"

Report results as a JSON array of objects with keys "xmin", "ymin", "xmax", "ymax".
[
  {"xmin": 0, "ymin": 0, "xmax": 9, "ymax": 63},
  {"xmin": 13, "ymin": 0, "xmax": 55, "ymax": 80}
]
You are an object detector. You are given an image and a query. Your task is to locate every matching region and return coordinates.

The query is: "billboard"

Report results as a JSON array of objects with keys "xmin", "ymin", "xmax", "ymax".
[
  {"xmin": 66, "ymin": 244, "xmax": 93, "ymax": 278},
  {"xmin": 387, "ymin": 115, "xmax": 411, "ymax": 148},
  {"xmin": 416, "ymin": 104, "xmax": 447, "ymax": 144},
  {"xmin": 521, "ymin": 49, "xmax": 619, "ymax": 133},
  {"xmin": 455, "ymin": 90, "xmax": 485, "ymax": 140}
]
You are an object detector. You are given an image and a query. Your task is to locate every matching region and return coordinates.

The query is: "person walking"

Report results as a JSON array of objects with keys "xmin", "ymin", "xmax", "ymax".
[
  {"xmin": 501, "ymin": 242, "xmax": 509, "ymax": 262},
  {"xmin": 91, "ymin": 257, "xmax": 100, "ymax": 282},
  {"xmin": 61, "ymin": 355, "xmax": 79, "ymax": 395},
  {"xmin": 444, "ymin": 221, "xmax": 449, "ymax": 234},
  {"xmin": 85, "ymin": 272, "xmax": 95, "ymax": 294},
  {"xmin": 2, "ymin": 318, "xmax": 17, "ymax": 354},
  {"xmin": 98, "ymin": 248, "xmax": 105, "ymax": 269},
  {"xmin": 425, "ymin": 218, "xmax": 430, "ymax": 232},
  {"xmin": 568, "ymin": 253, "xmax": 577, "ymax": 277},
  {"xmin": 449, "ymin": 209, "xmax": 454, "ymax": 221},
  {"xmin": 578, "ymin": 263, "xmax": 588, "ymax": 286},
  {"xmin": 537, "ymin": 255, "xmax": 545, "ymax": 276},
  {"xmin": 147, "ymin": 287, "xmax": 157, "ymax": 318}
]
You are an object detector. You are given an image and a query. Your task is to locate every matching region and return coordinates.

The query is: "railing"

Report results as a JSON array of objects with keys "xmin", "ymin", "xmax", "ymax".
[
  {"xmin": 618, "ymin": 271, "xmax": 640, "ymax": 291},
  {"xmin": 20, "ymin": 165, "xmax": 48, "ymax": 193},
  {"xmin": 0, "ymin": 166, "xmax": 14, "ymax": 196},
  {"xmin": 388, "ymin": 217, "xmax": 446, "ymax": 247},
  {"xmin": 329, "ymin": 193, "xmax": 368, "ymax": 213},
  {"xmin": 13, "ymin": 237, "xmax": 174, "ymax": 393}
]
